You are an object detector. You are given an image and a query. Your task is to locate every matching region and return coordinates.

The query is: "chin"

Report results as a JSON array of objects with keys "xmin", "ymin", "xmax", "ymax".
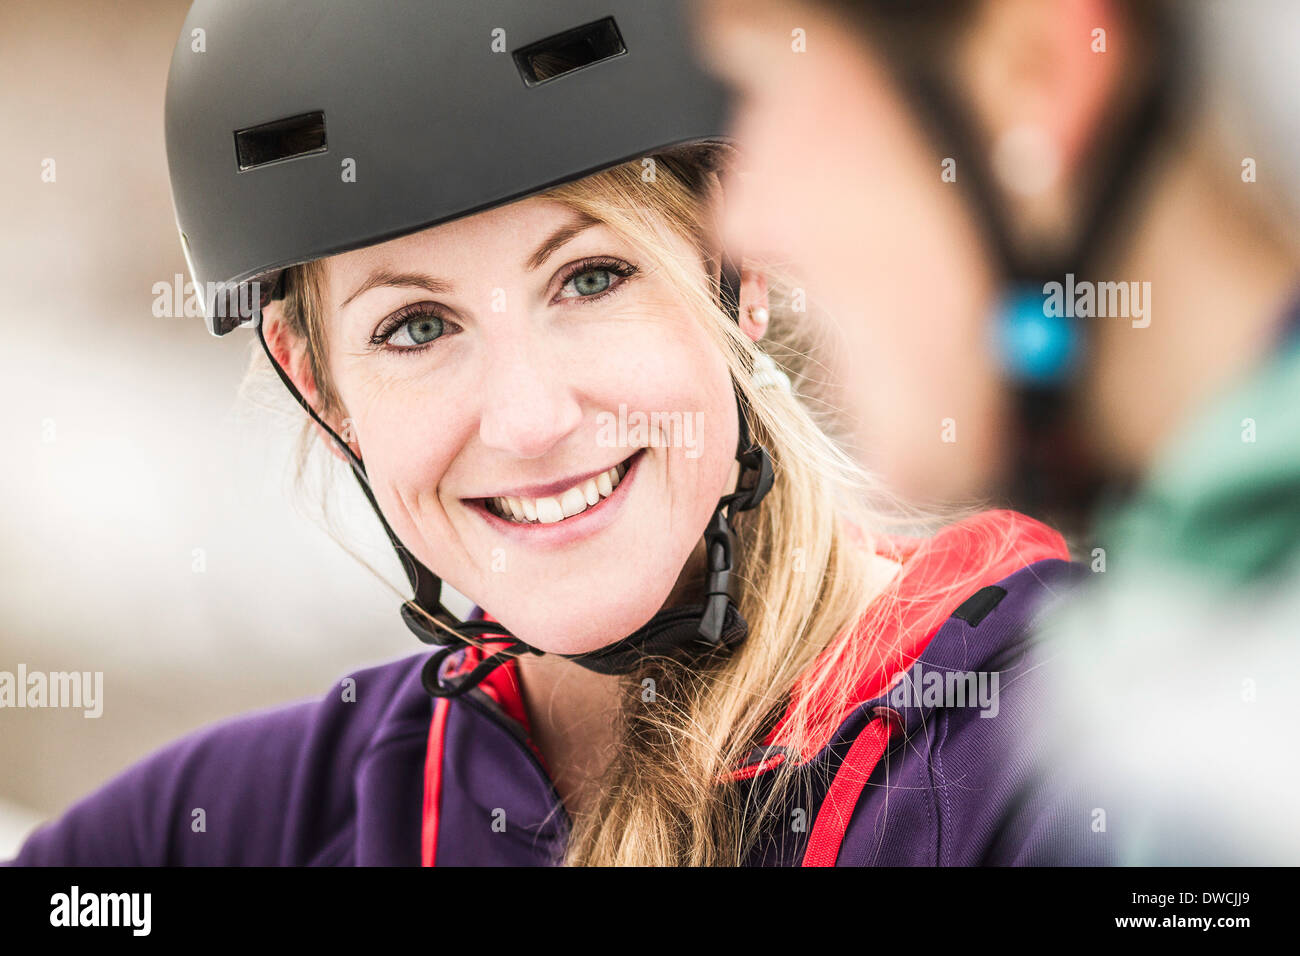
[{"xmin": 498, "ymin": 582, "xmax": 674, "ymax": 657}]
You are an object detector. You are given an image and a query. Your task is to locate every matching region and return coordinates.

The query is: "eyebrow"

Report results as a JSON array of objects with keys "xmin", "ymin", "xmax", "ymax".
[
  {"xmin": 339, "ymin": 211, "xmax": 604, "ymax": 310},
  {"xmin": 339, "ymin": 269, "xmax": 453, "ymax": 310},
  {"xmin": 525, "ymin": 211, "xmax": 601, "ymax": 271}
]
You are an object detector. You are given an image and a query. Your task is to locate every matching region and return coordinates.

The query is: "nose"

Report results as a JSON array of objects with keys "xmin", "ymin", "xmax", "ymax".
[{"xmin": 476, "ymin": 337, "xmax": 584, "ymax": 459}]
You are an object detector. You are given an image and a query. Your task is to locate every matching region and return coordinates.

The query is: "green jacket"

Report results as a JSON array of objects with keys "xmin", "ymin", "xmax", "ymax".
[
  {"xmin": 1038, "ymin": 294, "xmax": 1300, "ymax": 865},
  {"xmin": 1094, "ymin": 313, "xmax": 1300, "ymax": 586}
]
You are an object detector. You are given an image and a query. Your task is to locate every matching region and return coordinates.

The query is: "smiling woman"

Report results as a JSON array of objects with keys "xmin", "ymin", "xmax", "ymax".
[
  {"xmin": 263, "ymin": 158, "xmax": 764, "ymax": 661},
  {"xmin": 5, "ymin": 0, "xmax": 1107, "ymax": 869}
]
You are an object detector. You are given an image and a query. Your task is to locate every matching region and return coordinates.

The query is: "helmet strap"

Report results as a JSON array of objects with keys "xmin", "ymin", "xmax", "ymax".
[{"xmin": 877, "ymin": 9, "xmax": 1181, "ymax": 526}]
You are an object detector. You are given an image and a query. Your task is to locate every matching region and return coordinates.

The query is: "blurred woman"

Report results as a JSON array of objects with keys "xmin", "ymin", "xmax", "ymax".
[
  {"xmin": 696, "ymin": 0, "xmax": 1300, "ymax": 531},
  {"xmin": 695, "ymin": 0, "xmax": 1300, "ymax": 862}
]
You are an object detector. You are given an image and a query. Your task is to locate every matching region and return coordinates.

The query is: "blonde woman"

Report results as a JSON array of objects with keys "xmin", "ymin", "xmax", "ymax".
[{"xmin": 6, "ymin": 0, "xmax": 1103, "ymax": 867}]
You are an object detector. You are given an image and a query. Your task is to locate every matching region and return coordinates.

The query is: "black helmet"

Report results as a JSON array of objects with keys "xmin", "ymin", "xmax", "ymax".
[
  {"xmin": 166, "ymin": 0, "xmax": 735, "ymax": 335},
  {"xmin": 164, "ymin": 0, "xmax": 773, "ymax": 696}
]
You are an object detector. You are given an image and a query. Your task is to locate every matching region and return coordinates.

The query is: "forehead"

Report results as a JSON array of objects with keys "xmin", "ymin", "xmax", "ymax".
[{"xmin": 323, "ymin": 196, "xmax": 584, "ymax": 287}]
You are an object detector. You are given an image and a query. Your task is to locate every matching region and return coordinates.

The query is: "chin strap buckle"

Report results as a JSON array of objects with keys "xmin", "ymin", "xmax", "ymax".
[
  {"xmin": 698, "ymin": 509, "xmax": 736, "ymax": 647},
  {"xmin": 698, "ymin": 405, "xmax": 775, "ymax": 646}
]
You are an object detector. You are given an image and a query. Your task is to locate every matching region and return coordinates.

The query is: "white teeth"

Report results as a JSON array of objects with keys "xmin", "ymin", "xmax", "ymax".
[
  {"xmin": 486, "ymin": 458, "xmax": 633, "ymax": 525},
  {"xmin": 560, "ymin": 486, "xmax": 587, "ymax": 518},
  {"xmin": 536, "ymin": 497, "xmax": 564, "ymax": 524}
]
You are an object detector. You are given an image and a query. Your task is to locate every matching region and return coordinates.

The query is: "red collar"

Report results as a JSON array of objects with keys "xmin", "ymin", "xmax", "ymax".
[
  {"xmin": 747, "ymin": 509, "xmax": 1067, "ymax": 775},
  {"xmin": 435, "ymin": 509, "xmax": 1068, "ymax": 783}
]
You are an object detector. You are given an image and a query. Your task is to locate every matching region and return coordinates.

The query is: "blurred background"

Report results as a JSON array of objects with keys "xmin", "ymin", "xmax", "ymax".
[{"xmin": 0, "ymin": 0, "xmax": 452, "ymax": 855}]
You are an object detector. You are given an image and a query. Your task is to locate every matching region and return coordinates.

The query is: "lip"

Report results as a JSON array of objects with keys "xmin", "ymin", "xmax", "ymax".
[
  {"xmin": 467, "ymin": 448, "xmax": 645, "ymax": 548},
  {"xmin": 468, "ymin": 456, "xmax": 633, "ymax": 501}
]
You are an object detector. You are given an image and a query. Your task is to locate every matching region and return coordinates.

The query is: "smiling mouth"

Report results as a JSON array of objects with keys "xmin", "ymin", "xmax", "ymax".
[{"xmin": 475, "ymin": 450, "xmax": 642, "ymax": 525}]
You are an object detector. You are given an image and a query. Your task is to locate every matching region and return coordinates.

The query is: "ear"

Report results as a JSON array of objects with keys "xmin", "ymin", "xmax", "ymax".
[
  {"xmin": 735, "ymin": 264, "xmax": 770, "ymax": 344},
  {"xmin": 261, "ymin": 302, "xmax": 358, "ymax": 466},
  {"xmin": 958, "ymin": 0, "xmax": 1128, "ymax": 192}
]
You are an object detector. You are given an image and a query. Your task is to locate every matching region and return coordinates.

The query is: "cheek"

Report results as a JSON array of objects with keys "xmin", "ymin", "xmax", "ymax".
[
  {"xmin": 584, "ymin": 320, "xmax": 737, "ymax": 459},
  {"xmin": 333, "ymin": 366, "xmax": 470, "ymax": 538},
  {"xmin": 625, "ymin": 338, "xmax": 737, "ymax": 536}
]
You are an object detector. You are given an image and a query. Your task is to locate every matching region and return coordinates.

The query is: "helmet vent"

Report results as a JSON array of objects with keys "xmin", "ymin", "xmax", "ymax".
[
  {"xmin": 234, "ymin": 111, "xmax": 328, "ymax": 171},
  {"xmin": 513, "ymin": 16, "xmax": 626, "ymax": 87}
]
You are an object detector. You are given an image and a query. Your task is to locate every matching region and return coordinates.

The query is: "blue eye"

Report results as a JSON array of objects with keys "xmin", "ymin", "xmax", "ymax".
[
  {"xmin": 557, "ymin": 258, "xmax": 638, "ymax": 300},
  {"xmin": 567, "ymin": 269, "xmax": 612, "ymax": 297},
  {"xmin": 395, "ymin": 314, "xmax": 443, "ymax": 345},
  {"xmin": 375, "ymin": 309, "xmax": 446, "ymax": 350}
]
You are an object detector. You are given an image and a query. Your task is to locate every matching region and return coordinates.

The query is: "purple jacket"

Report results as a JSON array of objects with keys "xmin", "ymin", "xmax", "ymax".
[{"xmin": 5, "ymin": 516, "xmax": 1110, "ymax": 866}]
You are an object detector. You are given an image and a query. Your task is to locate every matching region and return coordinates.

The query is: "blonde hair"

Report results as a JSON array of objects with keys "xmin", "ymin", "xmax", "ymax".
[{"xmin": 247, "ymin": 143, "xmax": 1000, "ymax": 866}]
